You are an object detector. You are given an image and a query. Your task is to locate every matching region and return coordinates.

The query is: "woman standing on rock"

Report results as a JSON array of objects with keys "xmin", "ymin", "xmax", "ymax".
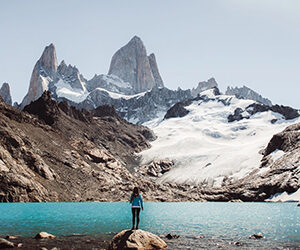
[{"xmin": 130, "ymin": 187, "xmax": 144, "ymax": 230}]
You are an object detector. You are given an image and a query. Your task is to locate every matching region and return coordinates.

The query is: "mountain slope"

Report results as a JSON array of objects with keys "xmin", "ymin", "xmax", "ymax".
[
  {"xmin": 139, "ymin": 89, "xmax": 300, "ymax": 192},
  {"xmin": 0, "ymin": 92, "xmax": 215, "ymax": 202}
]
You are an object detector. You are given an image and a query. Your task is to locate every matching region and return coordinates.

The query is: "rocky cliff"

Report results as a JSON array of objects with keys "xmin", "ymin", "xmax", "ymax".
[
  {"xmin": 226, "ymin": 85, "xmax": 272, "ymax": 106},
  {"xmin": 20, "ymin": 43, "xmax": 58, "ymax": 109},
  {"xmin": 108, "ymin": 36, "xmax": 164, "ymax": 93},
  {"xmin": 0, "ymin": 83, "xmax": 12, "ymax": 106},
  {"xmin": 191, "ymin": 78, "xmax": 218, "ymax": 97}
]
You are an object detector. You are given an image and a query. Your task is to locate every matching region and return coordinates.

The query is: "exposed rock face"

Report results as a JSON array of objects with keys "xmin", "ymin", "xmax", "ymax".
[
  {"xmin": 56, "ymin": 60, "xmax": 86, "ymax": 91},
  {"xmin": 20, "ymin": 43, "xmax": 58, "ymax": 109},
  {"xmin": 228, "ymin": 103, "xmax": 299, "ymax": 122},
  {"xmin": 109, "ymin": 230, "xmax": 167, "ymax": 250},
  {"xmin": 86, "ymin": 74, "xmax": 134, "ymax": 95},
  {"xmin": 138, "ymin": 160, "xmax": 174, "ymax": 178},
  {"xmin": 226, "ymin": 85, "xmax": 272, "ymax": 106},
  {"xmin": 108, "ymin": 36, "xmax": 163, "ymax": 93},
  {"xmin": 191, "ymin": 78, "xmax": 218, "ymax": 97},
  {"xmin": 73, "ymin": 86, "xmax": 192, "ymax": 124},
  {"xmin": 164, "ymin": 100, "xmax": 191, "ymax": 119},
  {"xmin": 0, "ymin": 83, "xmax": 12, "ymax": 106},
  {"xmin": 148, "ymin": 53, "xmax": 164, "ymax": 88}
]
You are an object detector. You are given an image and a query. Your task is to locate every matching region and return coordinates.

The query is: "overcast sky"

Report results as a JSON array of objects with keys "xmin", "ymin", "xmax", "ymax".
[{"xmin": 1, "ymin": 0, "xmax": 300, "ymax": 108}]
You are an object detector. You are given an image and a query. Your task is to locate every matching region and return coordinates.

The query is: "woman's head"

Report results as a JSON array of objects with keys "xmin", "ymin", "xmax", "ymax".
[{"xmin": 133, "ymin": 187, "xmax": 140, "ymax": 196}]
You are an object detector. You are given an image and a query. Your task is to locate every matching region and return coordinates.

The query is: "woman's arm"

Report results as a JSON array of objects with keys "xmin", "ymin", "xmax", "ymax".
[
  {"xmin": 130, "ymin": 194, "xmax": 133, "ymax": 203},
  {"xmin": 140, "ymin": 194, "xmax": 144, "ymax": 210}
]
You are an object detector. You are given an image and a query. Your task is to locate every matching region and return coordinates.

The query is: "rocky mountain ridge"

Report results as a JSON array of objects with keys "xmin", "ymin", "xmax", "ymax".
[
  {"xmin": 16, "ymin": 36, "xmax": 280, "ymax": 125},
  {"xmin": 0, "ymin": 83, "xmax": 12, "ymax": 106},
  {"xmin": 226, "ymin": 85, "xmax": 272, "ymax": 106}
]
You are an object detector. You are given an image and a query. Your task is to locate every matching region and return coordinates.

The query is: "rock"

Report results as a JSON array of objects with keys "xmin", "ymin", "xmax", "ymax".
[
  {"xmin": 23, "ymin": 91, "xmax": 59, "ymax": 126},
  {"xmin": 164, "ymin": 101, "xmax": 191, "ymax": 119},
  {"xmin": 228, "ymin": 108, "xmax": 246, "ymax": 122},
  {"xmin": 226, "ymin": 85, "xmax": 272, "ymax": 106},
  {"xmin": 86, "ymin": 74, "xmax": 134, "ymax": 95},
  {"xmin": 57, "ymin": 61, "xmax": 86, "ymax": 91},
  {"xmin": 108, "ymin": 36, "xmax": 163, "ymax": 93},
  {"xmin": 249, "ymin": 233, "xmax": 264, "ymax": 239},
  {"xmin": 231, "ymin": 241, "xmax": 243, "ymax": 246},
  {"xmin": 5, "ymin": 235, "xmax": 17, "ymax": 240},
  {"xmin": 109, "ymin": 229, "xmax": 167, "ymax": 250},
  {"xmin": 138, "ymin": 160, "xmax": 174, "ymax": 177},
  {"xmin": 20, "ymin": 43, "xmax": 58, "ymax": 109},
  {"xmin": 0, "ymin": 83, "xmax": 12, "ymax": 106},
  {"xmin": 191, "ymin": 78, "xmax": 218, "ymax": 97},
  {"xmin": 165, "ymin": 233, "xmax": 180, "ymax": 239},
  {"xmin": 34, "ymin": 232, "xmax": 56, "ymax": 239},
  {"xmin": 148, "ymin": 53, "xmax": 164, "ymax": 88},
  {"xmin": 0, "ymin": 238, "xmax": 14, "ymax": 248}
]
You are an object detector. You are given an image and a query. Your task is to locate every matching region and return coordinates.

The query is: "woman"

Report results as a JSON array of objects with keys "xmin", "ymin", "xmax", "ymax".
[{"xmin": 130, "ymin": 187, "xmax": 143, "ymax": 230}]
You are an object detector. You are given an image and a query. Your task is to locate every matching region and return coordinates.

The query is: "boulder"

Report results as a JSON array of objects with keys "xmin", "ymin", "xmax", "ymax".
[
  {"xmin": 249, "ymin": 233, "xmax": 264, "ymax": 239},
  {"xmin": 109, "ymin": 229, "xmax": 167, "ymax": 249},
  {"xmin": 165, "ymin": 233, "xmax": 180, "ymax": 239},
  {"xmin": 34, "ymin": 232, "xmax": 56, "ymax": 239},
  {"xmin": 0, "ymin": 238, "xmax": 14, "ymax": 248}
]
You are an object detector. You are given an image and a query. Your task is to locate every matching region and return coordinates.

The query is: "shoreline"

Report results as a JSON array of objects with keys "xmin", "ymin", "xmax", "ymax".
[{"xmin": 1, "ymin": 233, "xmax": 300, "ymax": 250}]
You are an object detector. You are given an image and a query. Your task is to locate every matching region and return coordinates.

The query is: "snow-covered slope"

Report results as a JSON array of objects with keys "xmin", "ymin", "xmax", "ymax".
[{"xmin": 140, "ymin": 89, "xmax": 300, "ymax": 187}]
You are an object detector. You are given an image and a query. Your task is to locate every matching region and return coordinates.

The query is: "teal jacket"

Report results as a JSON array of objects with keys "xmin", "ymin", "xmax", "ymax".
[{"xmin": 130, "ymin": 194, "xmax": 143, "ymax": 209}]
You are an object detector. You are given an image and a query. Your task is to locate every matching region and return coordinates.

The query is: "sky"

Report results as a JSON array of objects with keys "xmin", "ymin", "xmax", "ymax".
[{"xmin": 0, "ymin": 0, "xmax": 300, "ymax": 108}]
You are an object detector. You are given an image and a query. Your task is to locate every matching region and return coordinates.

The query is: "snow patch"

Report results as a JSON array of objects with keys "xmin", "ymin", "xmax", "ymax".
[
  {"xmin": 139, "ymin": 95, "xmax": 300, "ymax": 187},
  {"xmin": 266, "ymin": 188, "xmax": 300, "ymax": 202},
  {"xmin": 55, "ymin": 79, "xmax": 89, "ymax": 103}
]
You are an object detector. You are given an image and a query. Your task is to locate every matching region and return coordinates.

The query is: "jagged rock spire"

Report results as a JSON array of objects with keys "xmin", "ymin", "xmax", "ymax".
[
  {"xmin": 0, "ymin": 82, "xmax": 12, "ymax": 105},
  {"xmin": 20, "ymin": 43, "xmax": 58, "ymax": 109},
  {"xmin": 148, "ymin": 53, "xmax": 164, "ymax": 88},
  {"xmin": 108, "ymin": 36, "xmax": 164, "ymax": 93}
]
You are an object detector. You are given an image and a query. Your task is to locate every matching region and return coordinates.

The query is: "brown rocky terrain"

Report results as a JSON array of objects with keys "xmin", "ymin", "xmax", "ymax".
[
  {"xmin": 1, "ymin": 91, "xmax": 299, "ymax": 202},
  {"xmin": 0, "ymin": 91, "xmax": 206, "ymax": 202}
]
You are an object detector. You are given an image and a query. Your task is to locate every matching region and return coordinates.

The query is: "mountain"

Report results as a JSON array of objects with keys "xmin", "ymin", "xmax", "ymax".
[
  {"xmin": 2, "ymin": 91, "xmax": 210, "ymax": 202},
  {"xmin": 20, "ymin": 43, "xmax": 58, "ymax": 109},
  {"xmin": 138, "ymin": 88, "xmax": 300, "ymax": 200},
  {"xmin": 225, "ymin": 85, "xmax": 272, "ymax": 106},
  {"xmin": 19, "ymin": 38, "xmax": 191, "ymax": 124},
  {"xmin": 0, "ymin": 82, "xmax": 12, "ymax": 106},
  {"xmin": 108, "ymin": 36, "xmax": 164, "ymax": 93},
  {"xmin": 191, "ymin": 77, "xmax": 218, "ymax": 97}
]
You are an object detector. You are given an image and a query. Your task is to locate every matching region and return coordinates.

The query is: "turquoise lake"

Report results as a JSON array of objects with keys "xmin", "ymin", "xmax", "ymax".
[{"xmin": 0, "ymin": 202, "xmax": 299, "ymax": 245}]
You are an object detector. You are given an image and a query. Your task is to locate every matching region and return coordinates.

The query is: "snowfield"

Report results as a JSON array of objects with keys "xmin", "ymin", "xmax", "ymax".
[{"xmin": 140, "ymin": 89, "xmax": 300, "ymax": 187}]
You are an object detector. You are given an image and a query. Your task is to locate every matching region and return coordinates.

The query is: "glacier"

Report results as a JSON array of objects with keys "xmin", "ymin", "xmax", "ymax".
[{"xmin": 139, "ymin": 89, "xmax": 300, "ymax": 188}]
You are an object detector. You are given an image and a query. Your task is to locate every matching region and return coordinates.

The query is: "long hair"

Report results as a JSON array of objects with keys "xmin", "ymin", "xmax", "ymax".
[{"xmin": 131, "ymin": 187, "xmax": 140, "ymax": 202}]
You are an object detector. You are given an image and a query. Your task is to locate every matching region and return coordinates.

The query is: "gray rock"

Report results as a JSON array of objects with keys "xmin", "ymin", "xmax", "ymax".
[
  {"xmin": 226, "ymin": 85, "xmax": 272, "ymax": 106},
  {"xmin": 20, "ymin": 43, "xmax": 58, "ymax": 109},
  {"xmin": 57, "ymin": 60, "xmax": 86, "ymax": 90},
  {"xmin": 191, "ymin": 78, "xmax": 218, "ymax": 97},
  {"xmin": 0, "ymin": 83, "xmax": 12, "ymax": 105},
  {"xmin": 249, "ymin": 233, "xmax": 264, "ymax": 239},
  {"xmin": 0, "ymin": 238, "xmax": 14, "ymax": 248},
  {"xmin": 148, "ymin": 53, "xmax": 164, "ymax": 88},
  {"xmin": 34, "ymin": 232, "xmax": 56, "ymax": 239},
  {"xmin": 109, "ymin": 229, "xmax": 167, "ymax": 249},
  {"xmin": 108, "ymin": 36, "xmax": 161, "ymax": 93},
  {"xmin": 86, "ymin": 74, "xmax": 134, "ymax": 95}
]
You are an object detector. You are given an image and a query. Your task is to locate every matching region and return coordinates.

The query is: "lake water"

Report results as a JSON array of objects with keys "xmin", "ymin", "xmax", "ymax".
[{"xmin": 0, "ymin": 202, "xmax": 299, "ymax": 248}]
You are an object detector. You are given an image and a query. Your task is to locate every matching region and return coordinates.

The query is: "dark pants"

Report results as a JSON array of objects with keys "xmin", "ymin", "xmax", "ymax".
[{"xmin": 131, "ymin": 207, "xmax": 141, "ymax": 229}]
